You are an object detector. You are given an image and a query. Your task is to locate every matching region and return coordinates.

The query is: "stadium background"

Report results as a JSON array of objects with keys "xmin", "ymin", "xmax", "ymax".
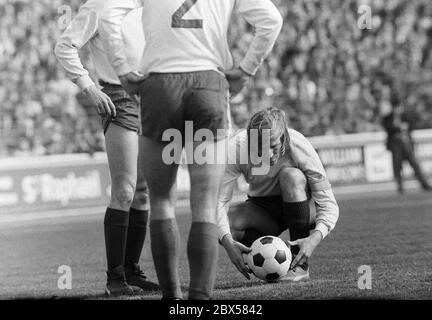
[
  {"xmin": 0, "ymin": 0, "xmax": 432, "ymax": 300},
  {"xmin": 1, "ymin": 0, "xmax": 432, "ymax": 213},
  {"xmin": 1, "ymin": 0, "xmax": 432, "ymax": 158}
]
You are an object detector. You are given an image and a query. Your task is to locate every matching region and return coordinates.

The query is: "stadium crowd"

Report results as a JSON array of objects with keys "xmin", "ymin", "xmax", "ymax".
[{"xmin": 1, "ymin": 0, "xmax": 432, "ymax": 157}]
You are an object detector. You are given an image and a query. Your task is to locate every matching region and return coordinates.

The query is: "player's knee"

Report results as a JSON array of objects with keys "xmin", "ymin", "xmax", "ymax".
[
  {"xmin": 230, "ymin": 217, "xmax": 246, "ymax": 231},
  {"xmin": 279, "ymin": 167, "xmax": 307, "ymax": 190},
  {"xmin": 228, "ymin": 209, "xmax": 247, "ymax": 231},
  {"xmin": 279, "ymin": 168, "xmax": 308, "ymax": 201},
  {"xmin": 111, "ymin": 180, "xmax": 136, "ymax": 210},
  {"xmin": 131, "ymin": 193, "xmax": 149, "ymax": 210},
  {"xmin": 135, "ymin": 180, "xmax": 149, "ymax": 201},
  {"xmin": 132, "ymin": 192, "xmax": 149, "ymax": 210}
]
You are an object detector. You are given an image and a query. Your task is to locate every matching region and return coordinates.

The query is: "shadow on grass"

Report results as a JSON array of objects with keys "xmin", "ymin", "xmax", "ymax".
[
  {"xmin": 214, "ymin": 280, "xmax": 273, "ymax": 290},
  {"xmin": 10, "ymin": 289, "xmax": 162, "ymax": 300}
]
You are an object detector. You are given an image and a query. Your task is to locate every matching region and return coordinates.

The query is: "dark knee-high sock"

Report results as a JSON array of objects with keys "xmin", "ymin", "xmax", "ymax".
[
  {"xmin": 124, "ymin": 208, "xmax": 149, "ymax": 268},
  {"xmin": 104, "ymin": 208, "xmax": 129, "ymax": 270},
  {"xmin": 238, "ymin": 229, "xmax": 263, "ymax": 247},
  {"xmin": 283, "ymin": 201, "xmax": 310, "ymax": 256},
  {"xmin": 151, "ymin": 219, "xmax": 182, "ymax": 299},
  {"xmin": 187, "ymin": 222, "xmax": 219, "ymax": 300}
]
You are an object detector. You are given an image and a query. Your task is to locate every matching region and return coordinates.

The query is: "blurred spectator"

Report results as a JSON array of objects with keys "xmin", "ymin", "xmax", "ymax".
[
  {"xmin": 229, "ymin": 0, "xmax": 432, "ymax": 134},
  {"xmin": 381, "ymin": 96, "xmax": 431, "ymax": 193},
  {"xmin": 1, "ymin": 0, "xmax": 432, "ymax": 157},
  {"xmin": 0, "ymin": 0, "xmax": 104, "ymax": 157}
]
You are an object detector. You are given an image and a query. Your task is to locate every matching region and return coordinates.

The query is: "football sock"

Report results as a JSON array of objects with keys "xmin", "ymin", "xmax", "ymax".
[
  {"xmin": 104, "ymin": 208, "xmax": 129, "ymax": 271},
  {"xmin": 124, "ymin": 208, "xmax": 149, "ymax": 268},
  {"xmin": 151, "ymin": 219, "xmax": 182, "ymax": 299},
  {"xmin": 240, "ymin": 229, "xmax": 263, "ymax": 247},
  {"xmin": 283, "ymin": 201, "xmax": 311, "ymax": 256},
  {"xmin": 187, "ymin": 222, "xmax": 219, "ymax": 300}
]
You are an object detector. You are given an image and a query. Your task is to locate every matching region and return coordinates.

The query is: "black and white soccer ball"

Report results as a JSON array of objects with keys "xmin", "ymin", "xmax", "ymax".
[{"xmin": 245, "ymin": 236, "xmax": 292, "ymax": 282}]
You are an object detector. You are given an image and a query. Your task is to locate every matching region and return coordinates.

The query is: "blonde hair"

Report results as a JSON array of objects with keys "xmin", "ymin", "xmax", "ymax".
[{"xmin": 247, "ymin": 107, "xmax": 290, "ymax": 156}]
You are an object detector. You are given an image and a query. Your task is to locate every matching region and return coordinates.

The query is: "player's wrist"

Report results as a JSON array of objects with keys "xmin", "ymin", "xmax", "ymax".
[
  {"xmin": 82, "ymin": 84, "xmax": 98, "ymax": 95},
  {"xmin": 77, "ymin": 75, "xmax": 96, "ymax": 91},
  {"xmin": 238, "ymin": 61, "xmax": 257, "ymax": 77},
  {"xmin": 221, "ymin": 234, "xmax": 235, "ymax": 248},
  {"xmin": 308, "ymin": 230, "xmax": 323, "ymax": 247}
]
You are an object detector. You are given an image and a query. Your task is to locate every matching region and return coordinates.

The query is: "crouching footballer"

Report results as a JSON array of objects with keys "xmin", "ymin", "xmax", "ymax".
[{"xmin": 217, "ymin": 107, "xmax": 339, "ymax": 281}]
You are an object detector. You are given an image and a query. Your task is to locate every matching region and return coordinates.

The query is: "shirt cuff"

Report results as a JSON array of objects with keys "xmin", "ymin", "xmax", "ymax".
[
  {"xmin": 239, "ymin": 59, "xmax": 261, "ymax": 77},
  {"xmin": 314, "ymin": 222, "xmax": 329, "ymax": 240},
  {"xmin": 218, "ymin": 227, "xmax": 231, "ymax": 242},
  {"xmin": 76, "ymin": 75, "xmax": 95, "ymax": 91},
  {"xmin": 309, "ymin": 179, "xmax": 332, "ymax": 192}
]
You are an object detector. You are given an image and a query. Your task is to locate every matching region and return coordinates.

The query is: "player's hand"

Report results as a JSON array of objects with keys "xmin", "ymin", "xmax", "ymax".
[
  {"xmin": 224, "ymin": 67, "xmax": 251, "ymax": 97},
  {"xmin": 83, "ymin": 85, "xmax": 116, "ymax": 118},
  {"xmin": 119, "ymin": 71, "xmax": 147, "ymax": 97},
  {"xmin": 286, "ymin": 231, "xmax": 323, "ymax": 269},
  {"xmin": 222, "ymin": 235, "xmax": 252, "ymax": 279}
]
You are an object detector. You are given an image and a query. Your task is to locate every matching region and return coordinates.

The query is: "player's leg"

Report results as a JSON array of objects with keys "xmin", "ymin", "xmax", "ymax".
[
  {"xmin": 137, "ymin": 73, "xmax": 189, "ymax": 300},
  {"xmin": 187, "ymin": 140, "xmax": 226, "ymax": 300},
  {"xmin": 279, "ymin": 167, "xmax": 310, "ymax": 253},
  {"xmin": 391, "ymin": 147, "xmax": 404, "ymax": 193},
  {"xmin": 403, "ymin": 145, "xmax": 431, "ymax": 190},
  {"xmin": 140, "ymin": 136, "xmax": 183, "ymax": 300},
  {"xmin": 125, "ymin": 154, "xmax": 149, "ymax": 270},
  {"xmin": 278, "ymin": 167, "xmax": 311, "ymax": 281},
  {"xmin": 124, "ymin": 144, "xmax": 160, "ymax": 291},
  {"xmin": 185, "ymin": 71, "xmax": 230, "ymax": 300},
  {"xmin": 104, "ymin": 123, "xmax": 139, "ymax": 296},
  {"xmin": 228, "ymin": 201, "xmax": 281, "ymax": 246}
]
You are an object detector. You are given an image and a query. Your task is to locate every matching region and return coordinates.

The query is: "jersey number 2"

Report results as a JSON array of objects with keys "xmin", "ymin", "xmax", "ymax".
[{"xmin": 172, "ymin": 0, "xmax": 203, "ymax": 29}]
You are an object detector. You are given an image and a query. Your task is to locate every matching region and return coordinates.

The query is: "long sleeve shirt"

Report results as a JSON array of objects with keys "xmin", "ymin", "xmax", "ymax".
[
  {"xmin": 99, "ymin": 0, "xmax": 283, "ymax": 76},
  {"xmin": 54, "ymin": 0, "xmax": 145, "ymax": 89},
  {"xmin": 217, "ymin": 129, "xmax": 340, "ymax": 241}
]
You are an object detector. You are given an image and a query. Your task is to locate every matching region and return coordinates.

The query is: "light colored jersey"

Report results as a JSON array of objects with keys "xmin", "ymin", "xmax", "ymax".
[
  {"xmin": 55, "ymin": 0, "xmax": 145, "ymax": 89},
  {"xmin": 217, "ymin": 129, "xmax": 340, "ymax": 241},
  {"xmin": 100, "ymin": 0, "xmax": 283, "ymax": 76}
]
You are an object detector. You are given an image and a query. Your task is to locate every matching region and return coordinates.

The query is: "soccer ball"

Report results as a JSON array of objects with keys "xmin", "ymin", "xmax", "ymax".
[{"xmin": 245, "ymin": 236, "xmax": 292, "ymax": 282}]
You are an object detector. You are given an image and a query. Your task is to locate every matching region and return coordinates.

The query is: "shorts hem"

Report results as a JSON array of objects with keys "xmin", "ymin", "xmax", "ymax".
[{"xmin": 103, "ymin": 120, "xmax": 140, "ymax": 135}]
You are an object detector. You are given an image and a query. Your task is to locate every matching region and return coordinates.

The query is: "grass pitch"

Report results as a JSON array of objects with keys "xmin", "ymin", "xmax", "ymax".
[{"xmin": 0, "ymin": 190, "xmax": 431, "ymax": 300}]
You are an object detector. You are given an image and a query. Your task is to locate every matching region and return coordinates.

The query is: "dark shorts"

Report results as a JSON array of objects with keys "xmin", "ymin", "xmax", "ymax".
[
  {"xmin": 100, "ymin": 82, "xmax": 140, "ymax": 135},
  {"xmin": 247, "ymin": 196, "xmax": 316, "ymax": 234},
  {"xmin": 139, "ymin": 70, "xmax": 229, "ymax": 144},
  {"xmin": 247, "ymin": 196, "xmax": 287, "ymax": 234}
]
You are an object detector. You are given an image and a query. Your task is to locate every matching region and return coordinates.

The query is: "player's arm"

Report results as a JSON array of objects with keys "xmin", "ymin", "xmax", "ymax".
[
  {"xmin": 288, "ymin": 131, "xmax": 340, "ymax": 267},
  {"xmin": 99, "ymin": 0, "xmax": 145, "ymax": 96},
  {"xmin": 54, "ymin": 4, "xmax": 116, "ymax": 118},
  {"xmin": 217, "ymin": 162, "xmax": 252, "ymax": 279},
  {"xmin": 225, "ymin": 0, "xmax": 283, "ymax": 95}
]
